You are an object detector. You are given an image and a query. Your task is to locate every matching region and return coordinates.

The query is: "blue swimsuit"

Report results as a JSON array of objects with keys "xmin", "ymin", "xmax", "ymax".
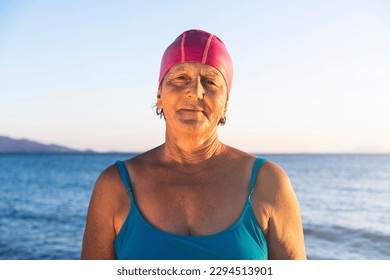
[{"xmin": 114, "ymin": 158, "xmax": 268, "ymax": 260}]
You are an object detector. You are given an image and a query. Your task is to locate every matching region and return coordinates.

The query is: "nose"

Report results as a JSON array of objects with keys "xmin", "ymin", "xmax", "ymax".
[{"xmin": 188, "ymin": 77, "xmax": 204, "ymax": 100}]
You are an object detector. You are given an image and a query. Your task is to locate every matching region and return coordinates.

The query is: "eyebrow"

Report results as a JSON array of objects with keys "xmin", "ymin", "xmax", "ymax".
[
  {"xmin": 201, "ymin": 71, "xmax": 224, "ymax": 82},
  {"xmin": 202, "ymin": 72, "xmax": 220, "ymax": 78},
  {"xmin": 168, "ymin": 65, "xmax": 222, "ymax": 79}
]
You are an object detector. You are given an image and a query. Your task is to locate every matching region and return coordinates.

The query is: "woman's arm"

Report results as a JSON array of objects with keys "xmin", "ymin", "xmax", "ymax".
[
  {"xmin": 80, "ymin": 166, "xmax": 120, "ymax": 259},
  {"xmin": 256, "ymin": 162, "xmax": 307, "ymax": 259}
]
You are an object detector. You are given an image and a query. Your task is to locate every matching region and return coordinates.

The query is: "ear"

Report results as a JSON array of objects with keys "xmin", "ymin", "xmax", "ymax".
[
  {"xmin": 156, "ymin": 87, "xmax": 162, "ymax": 109},
  {"xmin": 223, "ymin": 97, "xmax": 229, "ymax": 116}
]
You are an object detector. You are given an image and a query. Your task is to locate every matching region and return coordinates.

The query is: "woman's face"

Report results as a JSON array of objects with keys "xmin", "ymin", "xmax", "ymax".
[{"xmin": 157, "ymin": 62, "xmax": 228, "ymax": 134}]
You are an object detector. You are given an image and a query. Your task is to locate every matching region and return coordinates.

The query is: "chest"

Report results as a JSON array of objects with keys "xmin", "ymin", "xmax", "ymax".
[{"xmin": 127, "ymin": 165, "xmax": 252, "ymax": 236}]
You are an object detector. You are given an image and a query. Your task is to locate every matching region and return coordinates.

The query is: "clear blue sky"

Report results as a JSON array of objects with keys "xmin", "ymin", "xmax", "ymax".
[{"xmin": 1, "ymin": 0, "xmax": 389, "ymax": 153}]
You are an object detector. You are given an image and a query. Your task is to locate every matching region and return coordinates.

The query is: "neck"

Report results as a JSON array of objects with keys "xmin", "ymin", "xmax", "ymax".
[{"xmin": 162, "ymin": 129, "xmax": 224, "ymax": 164}]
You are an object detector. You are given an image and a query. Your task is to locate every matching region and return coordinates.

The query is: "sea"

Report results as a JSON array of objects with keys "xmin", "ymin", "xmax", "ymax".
[{"xmin": 0, "ymin": 153, "xmax": 389, "ymax": 260}]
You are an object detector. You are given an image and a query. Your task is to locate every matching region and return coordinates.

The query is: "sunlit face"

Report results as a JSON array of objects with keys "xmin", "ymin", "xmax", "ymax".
[{"xmin": 157, "ymin": 62, "xmax": 228, "ymax": 133}]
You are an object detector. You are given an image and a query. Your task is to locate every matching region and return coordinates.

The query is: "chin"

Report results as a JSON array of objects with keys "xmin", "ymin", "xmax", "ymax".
[{"xmin": 174, "ymin": 119, "xmax": 210, "ymax": 132}]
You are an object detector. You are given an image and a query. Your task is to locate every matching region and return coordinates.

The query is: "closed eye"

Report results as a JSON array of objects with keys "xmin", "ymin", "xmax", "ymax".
[
  {"xmin": 176, "ymin": 75, "xmax": 190, "ymax": 81},
  {"xmin": 202, "ymin": 78, "xmax": 220, "ymax": 87}
]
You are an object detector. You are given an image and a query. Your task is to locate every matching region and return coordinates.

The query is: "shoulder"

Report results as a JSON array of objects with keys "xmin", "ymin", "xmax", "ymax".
[
  {"xmin": 126, "ymin": 146, "xmax": 163, "ymax": 169},
  {"xmin": 252, "ymin": 160, "xmax": 296, "ymax": 215},
  {"xmin": 258, "ymin": 160, "xmax": 291, "ymax": 191},
  {"xmin": 95, "ymin": 163, "xmax": 122, "ymax": 191},
  {"xmin": 91, "ymin": 163, "xmax": 129, "ymax": 208},
  {"xmin": 221, "ymin": 144, "xmax": 257, "ymax": 163}
]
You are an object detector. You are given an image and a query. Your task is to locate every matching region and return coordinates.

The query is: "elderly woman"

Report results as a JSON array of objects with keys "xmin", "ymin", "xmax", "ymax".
[{"xmin": 81, "ymin": 29, "xmax": 306, "ymax": 260}]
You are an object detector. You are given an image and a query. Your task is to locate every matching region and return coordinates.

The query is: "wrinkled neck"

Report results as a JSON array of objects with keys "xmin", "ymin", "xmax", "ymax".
[{"xmin": 162, "ymin": 130, "xmax": 224, "ymax": 164}]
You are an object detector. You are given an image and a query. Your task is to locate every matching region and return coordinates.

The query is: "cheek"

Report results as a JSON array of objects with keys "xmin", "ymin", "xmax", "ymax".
[
  {"xmin": 159, "ymin": 94, "xmax": 180, "ymax": 117},
  {"xmin": 207, "ymin": 97, "xmax": 227, "ymax": 120},
  {"xmin": 216, "ymin": 96, "xmax": 228, "ymax": 112}
]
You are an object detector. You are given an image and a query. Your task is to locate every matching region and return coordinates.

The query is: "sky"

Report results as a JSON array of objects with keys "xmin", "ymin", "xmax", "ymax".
[{"xmin": 0, "ymin": 0, "xmax": 389, "ymax": 153}]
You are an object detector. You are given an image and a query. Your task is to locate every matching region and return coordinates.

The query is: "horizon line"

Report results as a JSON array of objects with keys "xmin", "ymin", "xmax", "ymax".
[{"xmin": 1, "ymin": 151, "xmax": 390, "ymax": 156}]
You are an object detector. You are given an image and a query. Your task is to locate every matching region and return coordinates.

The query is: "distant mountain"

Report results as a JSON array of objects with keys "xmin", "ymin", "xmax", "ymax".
[{"xmin": 0, "ymin": 135, "xmax": 89, "ymax": 153}]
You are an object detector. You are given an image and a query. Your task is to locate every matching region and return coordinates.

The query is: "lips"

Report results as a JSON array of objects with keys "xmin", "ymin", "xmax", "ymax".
[
  {"xmin": 179, "ymin": 107, "xmax": 204, "ymax": 112},
  {"xmin": 178, "ymin": 108, "xmax": 207, "ymax": 118},
  {"xmin": 181, "ymin": 109, "xmax": 202, "ymax": 112}
]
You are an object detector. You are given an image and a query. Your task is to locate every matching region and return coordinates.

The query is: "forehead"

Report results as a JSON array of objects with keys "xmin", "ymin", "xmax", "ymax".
[{"xmin": 167, "ymin": 62, "xmax": 223, "ymax": 77}]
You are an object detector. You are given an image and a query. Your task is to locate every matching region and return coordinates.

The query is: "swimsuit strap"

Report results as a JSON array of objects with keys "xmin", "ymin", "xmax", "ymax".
[
  {"xmin": 115, "ymin": 160, "xmax": 134, "ymax": 201},
  {"xmin": 248, "ymin": 158, "xmax": 267, "ymax": 205}
]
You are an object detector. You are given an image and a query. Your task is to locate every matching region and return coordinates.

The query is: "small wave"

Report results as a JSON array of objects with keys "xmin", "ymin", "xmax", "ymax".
[
  {"xmin": 304, "ymin": 223, "xmax": 390, "ymax": 259},
  {"xmin": 0, "ymin": 206, "xmax": 85, "ymax": 225}
]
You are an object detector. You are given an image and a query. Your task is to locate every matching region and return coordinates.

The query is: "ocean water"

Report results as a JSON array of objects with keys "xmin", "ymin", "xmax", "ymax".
[{"xmin": 0, "ymin": 153, "xmax": 389, "ymax": 260}]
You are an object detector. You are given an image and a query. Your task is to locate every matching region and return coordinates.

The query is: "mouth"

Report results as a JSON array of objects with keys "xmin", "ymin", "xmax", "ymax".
[
  {"xmin": 178, "ymin": 108, "xmax": 207, "ymax": 118},
  {"xmin": 179, "ymin": 108, "xmax": 204, "ymax": 113},
  {"xmin": 181, "ymin": 109, "xmax": 202, "ymax": 112}
]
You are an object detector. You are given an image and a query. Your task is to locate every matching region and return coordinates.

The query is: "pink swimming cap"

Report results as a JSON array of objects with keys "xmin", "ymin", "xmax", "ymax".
[{"xmin": 159, "ymin": 29, "xmax": 233, "ymax": 93}]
